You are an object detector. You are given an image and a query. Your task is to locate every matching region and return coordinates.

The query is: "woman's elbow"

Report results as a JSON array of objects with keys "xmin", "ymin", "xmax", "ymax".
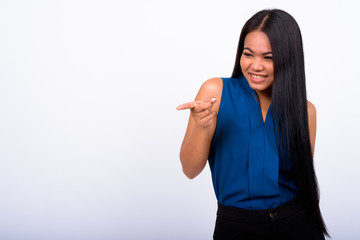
[
  {"xmin": 182, "ymin": 167, "xmax": 200, "ymax": 179},
  {"xmin": 179, "ymin": 149, "xmax": 208, "ymax": 179},
  {"xmin": 180, "ymin": 155, "xmax": 203, "ymax": 179}
]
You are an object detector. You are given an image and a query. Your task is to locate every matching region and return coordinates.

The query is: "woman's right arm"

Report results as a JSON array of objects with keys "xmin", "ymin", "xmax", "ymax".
[{"xmin": 176, "ymin": 78, "xmax": 223, "ymax": 179}]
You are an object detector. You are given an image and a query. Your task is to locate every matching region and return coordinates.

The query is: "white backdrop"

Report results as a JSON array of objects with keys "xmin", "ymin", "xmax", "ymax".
[{"xmin": 0, "ymin": 0, "xmax": 359, "ymax": 239}]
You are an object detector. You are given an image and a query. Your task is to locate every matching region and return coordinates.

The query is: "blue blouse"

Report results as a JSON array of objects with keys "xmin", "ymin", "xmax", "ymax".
[{"xmin": 208, "ymin": 76, "xmax": 297, "ymax": 210}]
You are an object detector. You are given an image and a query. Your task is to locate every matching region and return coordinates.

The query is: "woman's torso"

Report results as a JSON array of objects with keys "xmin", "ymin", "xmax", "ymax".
[{"xmin": 208, "ymin": 76, "xmax": 297, "ymax": 210}]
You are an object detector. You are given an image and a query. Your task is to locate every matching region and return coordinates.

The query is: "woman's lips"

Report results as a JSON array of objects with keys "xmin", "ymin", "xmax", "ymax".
[{"xmin": 249, "ymin": 73, "xmax": 267, "ymax": 83}]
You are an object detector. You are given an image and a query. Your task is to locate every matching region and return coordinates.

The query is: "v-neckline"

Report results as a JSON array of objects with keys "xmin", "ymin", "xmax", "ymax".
[
  {"xmin": 238, "ymin": 76, "xmax": 272, "ymax": 126},
  {"xmin": 260, "ymin": 103, "xmax": 271, "ymax": 125},
  {"xmin": 251, "ymin": 89, "xmax": 272, "ymax": 125}
]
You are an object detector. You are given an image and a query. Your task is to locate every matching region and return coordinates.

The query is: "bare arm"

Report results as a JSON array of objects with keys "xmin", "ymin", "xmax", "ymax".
[
  {"xmin": 307, "ymin": 101, "xmax": 317, "ymax": 158},
  {"xmin": 177, "ymin": 78, "xmax": 223, "ymax": 179}
]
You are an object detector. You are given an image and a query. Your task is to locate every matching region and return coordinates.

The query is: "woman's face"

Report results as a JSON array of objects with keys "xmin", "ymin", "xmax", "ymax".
[{"xmin": 240, "ymin": 31, "xmax": 274, "ymax": 95}]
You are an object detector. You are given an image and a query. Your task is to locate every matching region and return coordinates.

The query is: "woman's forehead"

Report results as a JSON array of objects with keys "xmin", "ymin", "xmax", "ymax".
[{"xmin": 244, "ymin": 31, "xmax": 272, "ymax": 53}]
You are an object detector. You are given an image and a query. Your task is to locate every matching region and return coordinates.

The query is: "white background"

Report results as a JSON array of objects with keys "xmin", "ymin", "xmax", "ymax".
[{"xmin": 0, "ymin": 0, "xmax": 359, "ymax": 239}]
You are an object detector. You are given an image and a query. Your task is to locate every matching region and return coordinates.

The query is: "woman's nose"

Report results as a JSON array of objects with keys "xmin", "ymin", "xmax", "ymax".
[{"xmin": 251, "ymin": 59, "xmax": 264, "ymax": 71}]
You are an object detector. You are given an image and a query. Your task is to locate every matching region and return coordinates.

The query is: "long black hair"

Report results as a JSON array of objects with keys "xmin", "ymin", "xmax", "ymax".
[{"xmin": 232, "ymin": 9, "xmax": 329, "ymax": 236}]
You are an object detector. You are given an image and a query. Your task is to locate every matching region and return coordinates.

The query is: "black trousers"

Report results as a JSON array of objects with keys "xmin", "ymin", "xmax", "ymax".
[{"xmin": 213, "ymin": 199, "xmax": 325, "ymax": 240}]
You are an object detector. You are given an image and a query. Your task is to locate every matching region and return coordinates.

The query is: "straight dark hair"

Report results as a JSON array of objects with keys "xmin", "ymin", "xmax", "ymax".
[{"xmin": 232, "ymin": 9, "xmax": 329, "ymax": 236}]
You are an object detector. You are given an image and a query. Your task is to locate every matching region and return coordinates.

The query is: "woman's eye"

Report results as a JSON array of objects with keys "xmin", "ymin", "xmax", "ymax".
[
  {"xmin": 243, "ymin": 52, "xmax": 252, "ymax": 57},
  {"xmin": 264, "ymin": 56, "xmax": 273, "ymax": 60}
]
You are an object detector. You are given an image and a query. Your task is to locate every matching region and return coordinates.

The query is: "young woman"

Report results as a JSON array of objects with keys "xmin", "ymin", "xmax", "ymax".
[{"xmin": 177, "ymin": 9, "xmax": 328, "ymax": 240}]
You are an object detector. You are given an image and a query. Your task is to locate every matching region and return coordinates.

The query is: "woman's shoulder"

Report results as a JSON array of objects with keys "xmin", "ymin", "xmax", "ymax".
[
  {"xmin": 307, "ymin": 100, "xmax": 316, "ymax": 127},
  {"xmin": 199, "ymin": 76, "xmax": 239, "ymax": 89},
  {"xmin": 201, "ymin": 77, "xmax": 223, "ymax": 89},
  {"xmin": 307, "ymin": 100, "xmax": 316, "ymax": 117},
  {"xmin": 195, "ymin": 77, "xmax": 223, "ymax": 114},
  {"xmin": 307, "ymin": 100, "xmax": 317, "ymax": 156},
  {"xmin": 196, "ymin": 76, "xmax": 244, "ymax": 105},
  {"xmin": 197, "ymin": 77, "xmax": 223, "ymax": 98}
]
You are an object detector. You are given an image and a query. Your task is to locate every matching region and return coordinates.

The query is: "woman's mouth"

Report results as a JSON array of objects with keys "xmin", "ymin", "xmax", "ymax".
[{"xmin": 249, "ymin": 73, "xmax": 267, "ymax": 82}]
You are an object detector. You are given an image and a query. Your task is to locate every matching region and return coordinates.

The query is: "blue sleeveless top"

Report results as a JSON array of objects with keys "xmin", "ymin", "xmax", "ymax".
[{"xmin": 208, "ymin": 76, "xmax": 297, "ymax": 210}]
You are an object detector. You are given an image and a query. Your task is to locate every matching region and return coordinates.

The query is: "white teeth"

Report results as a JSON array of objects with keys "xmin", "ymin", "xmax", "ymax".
[{"xmin": 251, "ymin": 74, "xmax": 266, "ymax": 79}]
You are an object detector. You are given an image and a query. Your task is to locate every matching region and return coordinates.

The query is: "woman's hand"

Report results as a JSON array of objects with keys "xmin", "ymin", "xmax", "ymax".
[{"xmin": 176, "ymin": 97, "xmax": 217, "ymax": 128}]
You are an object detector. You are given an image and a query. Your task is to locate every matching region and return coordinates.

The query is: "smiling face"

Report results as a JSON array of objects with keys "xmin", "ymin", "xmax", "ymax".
[{"xmin": 240, "ymin": 31, "xmax": 274, "ymax": 96}]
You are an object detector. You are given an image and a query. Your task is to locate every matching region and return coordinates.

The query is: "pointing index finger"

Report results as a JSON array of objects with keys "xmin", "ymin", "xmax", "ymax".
[
  {"xmin": 176, "ymin": 101, "xmax": 197, "ymax": 110},
  {"xmin": 176, "ymin": 97, "xmax": 216, "ymax": 110}
]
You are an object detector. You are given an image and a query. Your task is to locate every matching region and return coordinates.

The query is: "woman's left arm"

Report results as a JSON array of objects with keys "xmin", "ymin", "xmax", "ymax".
[{"xmin": 307, "ymin": 101, "xmax": 317, "ymax": 158}]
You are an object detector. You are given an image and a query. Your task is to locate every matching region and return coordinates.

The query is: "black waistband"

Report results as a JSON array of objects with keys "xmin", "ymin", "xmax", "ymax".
[{"xmin": 217, "ymin": 198, "xmax": 302, "ymax": 223}]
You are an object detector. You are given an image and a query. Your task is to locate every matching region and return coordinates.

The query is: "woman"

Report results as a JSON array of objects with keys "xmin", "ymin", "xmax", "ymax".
[{"xmin": 177, "ymin": 9, "xmax": 328, "ymax": 239}]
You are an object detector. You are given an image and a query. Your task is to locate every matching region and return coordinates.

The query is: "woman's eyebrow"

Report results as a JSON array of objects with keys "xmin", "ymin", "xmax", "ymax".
[
  {"xmin": 243, "ymin": 47, "xmax": 272, "ymax": 55},
  {"xmin": 243, "ymin": 47, "xmax": 253, "ymax": 53}
]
